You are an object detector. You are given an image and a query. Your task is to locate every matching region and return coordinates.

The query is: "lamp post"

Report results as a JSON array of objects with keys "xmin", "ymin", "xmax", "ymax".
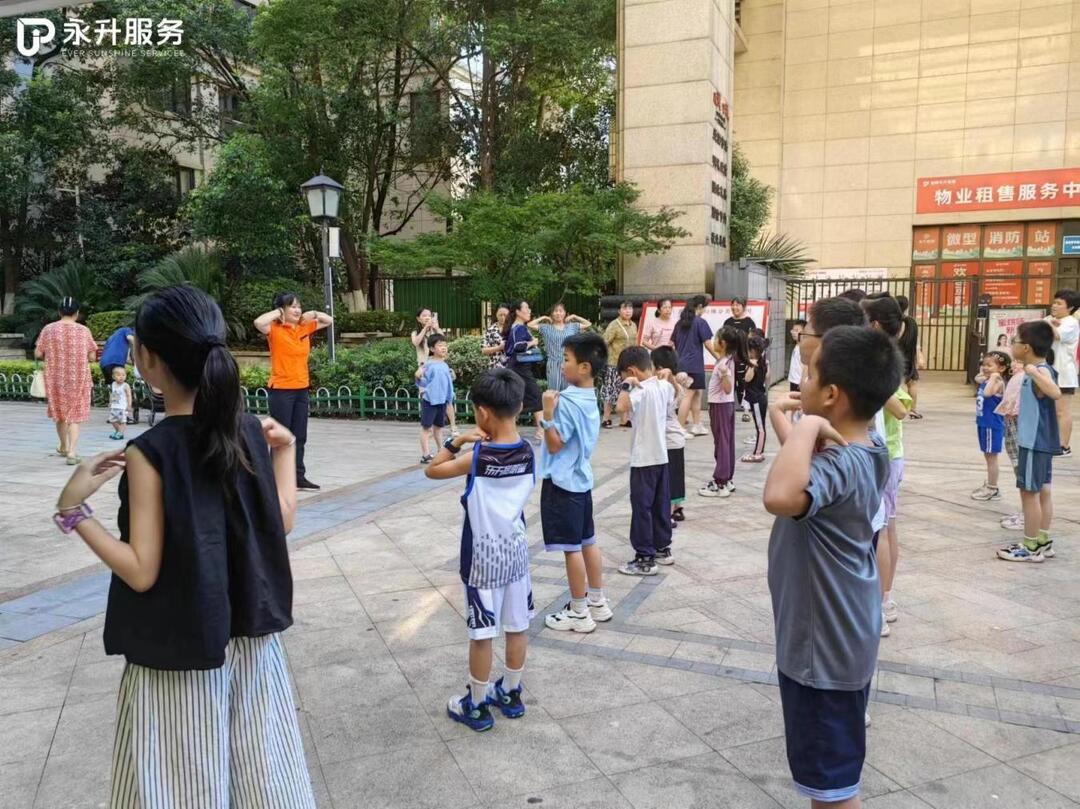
[{"xmin": 301, "ymin": 173, "xmax": 344, "ymax": 362}]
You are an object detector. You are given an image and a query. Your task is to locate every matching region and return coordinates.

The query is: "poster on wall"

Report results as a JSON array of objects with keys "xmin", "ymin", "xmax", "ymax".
[
  {"xmin": 637, "ymin": 300, "xmax": 768, "ymax": 371},
  {"xmin": 912, "ymin": 228, "xmax": 939, "ymax": 261},
  {"xmin": 941, "ymin": 225, "xmax": 980, "ymax": 259},
  {"xmin": 983, "ymin": 224, "xmax": 1024, "ymax": 259},
  {"xmin": 1027, "ymin": 223, "xmax": 1056, "ymax": 257},
  {"xmin": 917, "ymin": 168, "xmax": 1080, "ymax": 214},
  {"xmin": 988, "ymin": 308, "xmax": 1048, "ymax": 351},
  {"xmin": 982, "ymin": 279, "xmax": 1024, "ymax": 306},
  {"xmin": 1028, "ymin": 278, "xmax": 1053, "ymax": 305}
]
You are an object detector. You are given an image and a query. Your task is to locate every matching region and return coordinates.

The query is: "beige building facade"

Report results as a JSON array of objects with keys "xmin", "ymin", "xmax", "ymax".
[{"xmin": 735, "ymin": 0, "xmax": 1080, "ymax": 283}]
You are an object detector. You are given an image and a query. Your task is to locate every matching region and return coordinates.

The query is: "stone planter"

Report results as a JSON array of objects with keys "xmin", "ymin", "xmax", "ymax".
[
  {"xmin": 230, "ymin": 349, "xmax": 271, "ymax": 369},
  {"xmin": 340, "ymin": 331, "xmax": 392, "ymax": 347}
]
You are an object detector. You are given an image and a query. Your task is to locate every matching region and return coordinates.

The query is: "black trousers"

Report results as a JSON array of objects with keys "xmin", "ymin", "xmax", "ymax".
[
  {"xmin": 629, "ymin": 463, "xmax": 672, "ymax": 558},
  {"xmin": 268, "ymin": 388, "xmax": 310, "ymax": 481}
]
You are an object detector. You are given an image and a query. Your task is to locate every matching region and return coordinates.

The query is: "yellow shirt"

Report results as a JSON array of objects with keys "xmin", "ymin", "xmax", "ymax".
[{"xmin": 604, "ymin": 318, "xmax": 637, "ymax": 364}]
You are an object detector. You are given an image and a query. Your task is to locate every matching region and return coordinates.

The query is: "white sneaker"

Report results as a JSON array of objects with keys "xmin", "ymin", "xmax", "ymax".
[
  {"xmin": 1000, "ymin": 513, "xmax": 1023, "ymax": 530},
  {"xmin": 588, "ymin": 600, "xmax": 613, "ymax": 622},
  {"xmin": 970, "ymin": 483, "xmax": 989, "ymax": 499},
  {"xmin": 545, "ymin": 604, "xmax": 596, "ymax": 633},
  {"xmin": 883, "ymin": 600, "xmax": 898, "ymax": 623},
  {"xmin": 865, "ymin": 712, "xmax": 872, "ymax": 728},
  {"xmin": 880, "ymin": 611, "xmax": 891, "ymax": 637},
  {"xmin": 724, "ymin": 481, "xmax": 736, "ymax": 494},
  {"xmin": 699, "ymin": 481, "xmax": 722, "ymax": 497},
  {"xmin": 971, "ymin": 486, "xmax": 1001, "ymax": 501},
  {"xmin": 690, "ymin": 423, "xmax": 709, "ymax": 436},
  {"xmin": 742, "ymin": 435, "xmax": 756, "ymax": 445}
]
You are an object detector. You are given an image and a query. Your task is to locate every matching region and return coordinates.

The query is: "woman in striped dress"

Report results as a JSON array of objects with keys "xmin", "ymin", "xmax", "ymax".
[
  {"xmin": 54, "ymin": 286, "xmax": 315, "ymax": 809},
  {"xmin": 530, "ymin": 302, "xmax": 593, "ymax": 391}
]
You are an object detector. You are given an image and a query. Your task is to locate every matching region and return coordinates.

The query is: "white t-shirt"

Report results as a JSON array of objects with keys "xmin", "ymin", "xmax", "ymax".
[
  {"xmin": 1048, "ymin": 314, "xmax": 1079, "ymax": 389},
  {"xmin": 870, "ymin": 409, "xmax": 887, "ymax": 532},
  {"xmin": 664, "ymin": 375, "xmax": 689, "ymax": 450},
  {"xmin": 628, "ymin": 376, "xmax": 673, "ymax": 467},
  {"xmin": 788, "ymin": 345, "xmax": 802, "ymax": 385}
]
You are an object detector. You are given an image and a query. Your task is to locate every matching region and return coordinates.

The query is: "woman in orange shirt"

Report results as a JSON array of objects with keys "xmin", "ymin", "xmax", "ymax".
[{"xmin": 254, "ymin": 293, "xmax": 333, "ymax": 489}]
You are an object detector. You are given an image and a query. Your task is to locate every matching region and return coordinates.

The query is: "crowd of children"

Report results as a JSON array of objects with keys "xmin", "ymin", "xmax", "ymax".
[{"xmin": 52, "ymin": 286, "xmax": 1076, "ymax": 806}]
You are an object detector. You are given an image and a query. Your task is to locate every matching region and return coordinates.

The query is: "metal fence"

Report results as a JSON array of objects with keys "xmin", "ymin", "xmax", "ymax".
[{"xmin": 785, "ymin": 276, "xmax": 977, "ymax": 373}]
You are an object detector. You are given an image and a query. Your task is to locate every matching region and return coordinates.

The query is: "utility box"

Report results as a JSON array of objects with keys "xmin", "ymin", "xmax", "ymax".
[{"xmin": 714, "ymin": 260, "xmax": 789, "ymax": 382}]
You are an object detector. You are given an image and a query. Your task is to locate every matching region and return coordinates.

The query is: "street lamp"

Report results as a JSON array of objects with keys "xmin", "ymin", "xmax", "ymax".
[{"xmin": 301, "ymin": 173, "xmax": 344, "ymax": 361}]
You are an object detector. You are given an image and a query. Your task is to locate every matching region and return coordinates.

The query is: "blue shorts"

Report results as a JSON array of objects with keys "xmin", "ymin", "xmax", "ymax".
[
  {"xmin": 420, "ymin": 400, "xmax": 448, "ymax": 428},
  {"xmin": 779, "ymin": 671, "xmax": 869, "ymax": 803},
  {"xmin": 1016, "ymin": 448, "xmax": 1053, "ymax": 492},
  {"xmin": 977, "ymin": 424, "xmax": 1003, "ymax": 454},
  {"xmin": 540, "ymin": 479, "xmax": 595, "ymax": 552}
]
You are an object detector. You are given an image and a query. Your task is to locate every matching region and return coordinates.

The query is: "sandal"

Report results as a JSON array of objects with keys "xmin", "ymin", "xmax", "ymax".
[
  {"xmin": 908, "ymin": 411, "xmax": 923, "ymax": 420},
  {"xmin": 621, "ymin": 420, "xmax": 632, "ymax": 429},
  {"xmin": 740, "ymin": 453, "xmax": 765, "ymax": 463},
  {"xmin": 65, "ymin": 455, "xmax": 82, "ymax": 466},
  {"xmin": 601, "ymin": 420, "xmax": 613, "ymax": 429},
  {"xmin": 672, "ymin": 507, "xmax": 685, "ymax": 522}
]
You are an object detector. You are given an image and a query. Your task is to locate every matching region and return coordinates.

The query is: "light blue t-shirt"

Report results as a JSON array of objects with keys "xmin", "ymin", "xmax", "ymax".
[
  {"xmin": 539, "ymin": 385, "xmax": 600, "ymax": 492},
  {"xmin": 1017, "ymin": 362, "xmax": 1060, "ymax": 453},
  {"xmin": 418, "ymin": 359, "xmax": 454, "ymax": 405},
  {"xmin": 767, "ymin": 435, "xmax": 889, "ymax": 691}
]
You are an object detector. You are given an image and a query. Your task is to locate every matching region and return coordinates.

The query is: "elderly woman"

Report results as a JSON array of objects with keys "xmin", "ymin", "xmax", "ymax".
[
  {"xmin": 254, "ymin": 292, "xmax": 333, "ymax": 490},
  {"xmin": 35, "ymin": 296, "xmax": 98, "ymax": 464},
  {"xmin": 481, "ymin": 303, "xmax": 510, "ymax": 368},
  {"xmin": 529, "ymin": 302, "xmax": 592, "ymax": 391}
]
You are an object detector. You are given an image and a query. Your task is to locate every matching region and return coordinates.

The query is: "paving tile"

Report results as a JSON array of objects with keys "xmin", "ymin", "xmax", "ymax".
[
  {"xmin": 863, "ymin": 708, "xmax": 996, "ymax": 789},
  {"xmin": 0, "ymin": 637, "xmax": 80, "ymax": 715},
  {"xmin": 65, "ymin": 657, "xmax": 123, "ymax": 705},
  {"xmin": 912, "ymin": 763, "xmax": 1078, "ymax": 809},
  {"xmin": 322, "ymin": 742, "xmax": 475, "ymax": 809},
  {"xmin": 1010, "ymin": 742, "xmax": 1080, "ymax": 802},
  {"xmin": 877, "ymin": 670, "xmax": 936, "ymax": 700},
  {"xmin": 0, "ymin": 758, "xmax": 46, "ymax": 809},
  {"xmin": 0, "ymin": 610, "xmax": 78, "ymax": 642},
  {"xmin": 482, "ymin": 776, "xmax": 633, "ymax": 809},
  {"xmin": 559, "ymin": 701, "xmax": 710, "ymax": 775},
  {"xmin": 862, "ymin": 792, "xmax": 936, "ymax": 808},
  {"xmin": 612, "ymin": 751, "xmax": 783, "ymax": 808},
  {"xmin": 304, "ymin": 690, "xmax": 441, "ymax": 766},
  {"xmin": 446, "ymin": 711, "xmax": 601, "ymax": 801},
  {"xmin": 521, "ymin": 647, "xmax": 649, "ymax": 719},
  {"xmin": 0, "ymin": 706, "xmax": 60, "ymax": 766},
  {"xmin": 662, "ymin": 684, "xmax": 785, "ymax": 751},
  {"xmin": 613, "ymin": 660, "xmax": 739, "ymax": 698},
  {"xmin": 933, "ymin": 679, "xmax": 997, "ymax": 709}
]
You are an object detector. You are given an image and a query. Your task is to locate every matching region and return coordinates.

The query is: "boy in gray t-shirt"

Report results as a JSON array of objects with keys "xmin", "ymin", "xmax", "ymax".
[{"xmin": 763, "ymin": 325, "xmax": 900, "ymax": 809}]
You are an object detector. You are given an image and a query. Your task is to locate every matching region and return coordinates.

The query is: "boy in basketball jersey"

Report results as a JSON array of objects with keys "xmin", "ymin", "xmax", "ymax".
[{"xmin": 426, "ymin": 368, "xmax": 535, "ymax": 731}]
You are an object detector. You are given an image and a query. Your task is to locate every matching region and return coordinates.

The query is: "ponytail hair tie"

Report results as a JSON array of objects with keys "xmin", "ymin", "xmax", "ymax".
[{"xmin": 202, "ymin": 336, "xmax": 226, "ymax": 351}]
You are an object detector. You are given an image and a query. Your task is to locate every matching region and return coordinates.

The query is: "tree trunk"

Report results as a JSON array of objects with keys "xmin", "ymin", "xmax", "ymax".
[{"xmin": 341, "ymin": 228, "xmax": 365, "ymax": 296}]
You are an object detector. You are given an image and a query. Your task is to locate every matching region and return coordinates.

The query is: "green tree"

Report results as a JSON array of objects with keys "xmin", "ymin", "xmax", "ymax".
[
  {"xmin": 14, "ymin": 261, "xmax": 111, "ymax": 344},
  {"xmin": 373, "ymin": 184, "xmax": 686, "ymax": 302},
  {"xmin": 729, "ymin": 143, "xmax": 773, "ymax": 262}
]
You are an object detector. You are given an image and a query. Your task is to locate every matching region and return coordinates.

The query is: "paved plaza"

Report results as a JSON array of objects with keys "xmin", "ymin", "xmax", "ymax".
[{"xmin": 1, "ymin": 377, "xmax": 1079, "ymax": 809}]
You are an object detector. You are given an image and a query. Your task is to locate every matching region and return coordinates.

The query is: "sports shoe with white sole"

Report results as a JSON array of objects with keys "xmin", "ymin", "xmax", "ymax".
[
  {"xmin": 996, "ymin": 543, "xmax": 1044, "ymax": 563},
  {"xmin": 545, "ymin": 603, "xmax": 596, "ymax": 633},
  {"xmin": 724, "ymin": 481, "xmax": 736, "ymax": 494},
  {"xmin": 618, "ymin": 556, "xmax": 658, "ymax": 576},
  {"xmin": 447, "ymin": 691, "xmax": 494, "ymax": 732},
  {"xmin": 880, "ymin": 611, "xmax": 891, "ymax": 637},
  {"xmin": 1000, "ymin": 513, "xmax": 1023, "ymax": 530},
  {"xmin": 883, "ymin": 600, "xmax": 899, "ymax": 623},
  {"xmin": 865, "ymin": 712, "xmax": 872, "ymax": 728},
  {"xmin": 588, "ymin": 600, "xmax": 614, "ymax": 622},
  {"xmin": 689, "ymin": 423, "xmax": 710, "ymax": 436},
  {"xmin": 655, "ymin": 547, "xmax": 674, "ymax": 566},
  {"xmin": 971, "ymin": 486, "xmax": 1001, "ymax": 501}
]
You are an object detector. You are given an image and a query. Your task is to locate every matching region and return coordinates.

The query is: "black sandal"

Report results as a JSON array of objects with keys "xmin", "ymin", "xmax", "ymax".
[
  {"xmin": 672, "ymin": 507, "xmax": 685, "ymax": 522},
  {"xmin": 601, "ymin": 419, "xmax": 613, "ymax": 429}
]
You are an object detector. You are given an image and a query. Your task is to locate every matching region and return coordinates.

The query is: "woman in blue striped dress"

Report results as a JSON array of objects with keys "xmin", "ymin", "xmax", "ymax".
[
  {"xmin": 530, "ymin": 302, "xmax": 593, "ymax": 391},
  {"xmin": 54, "ymin": 286, "xmax": 315, "ymax": 809}
]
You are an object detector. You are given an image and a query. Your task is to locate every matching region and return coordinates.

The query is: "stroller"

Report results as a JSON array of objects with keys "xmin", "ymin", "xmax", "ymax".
[{"xmin": 146, "ymin": 387, "xmax": 165, "ymax": 427}]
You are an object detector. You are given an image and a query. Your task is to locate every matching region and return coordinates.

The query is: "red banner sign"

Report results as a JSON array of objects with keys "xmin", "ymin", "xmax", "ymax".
[
  {"xmin": 1028, "ymin": 278, "xmax": 1053, "ymax": 305},
  {"xmin": 917, "ymin": 168, "xmax": 1080, "ymax": 214},
  {"xmin": 1028, "ymin": 260, "xmax": 1054, "ymax": 276},
  {"xmin": 983, "ymin": 279, "xmax": 1023, "ymax": 305},
  {"xmin": 982, "ymin": 260, "xmax": 1022, "ymax": 277},
  {"xmin": 1027, "ymin": 223, "xmax": 1056, "ymax": 257},
  {"xmin": 912, "ymin": 228, "xmax": 939, "ymax": 261}
]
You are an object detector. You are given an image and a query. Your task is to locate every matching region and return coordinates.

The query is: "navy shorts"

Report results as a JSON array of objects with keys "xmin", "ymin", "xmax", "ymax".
[
  {"xmin": 541, "ymin": 479, "xmax": 595, "ymax": 552},
  {"xmin": 1016, "ymin": 448, "xmax": 1053, "ymax": 492},
  {"xmin": 687, "ymin": 372, "xmax": 706, "ymax": 390},
  {"xmin": 779, "ymin": 671, "xmax": 869, "ymax": 803},
  {"xmin": 420, "ymin": 400, "xmax": 448, "ymax": 428},
  {"xmin": 977, "ymin": 424, "xmax": 1003, "ymax": 454}
]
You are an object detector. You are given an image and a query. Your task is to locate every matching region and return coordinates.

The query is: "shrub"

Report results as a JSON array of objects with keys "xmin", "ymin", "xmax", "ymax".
[
  {"xmin": 86, "ymin": 310, "xmax": 133, "ymax": 341},
  {"xmin": 447, "ymin": 336, "xmax": 491, "ymax": 392},
  {"xmin": 227, "ymin": 276, "xmax": 323, "ymax": 343},
  {"xmin": 335, "ymin": 310, "xmax": 411, "ymax": 336},
  {"xmin": 0, "ymin": 314, "xmax": 21, "ymax": 334},
  {"xmin": 239, "ymin": 364, "xmax": 270, "ymax": 389},
  {"xmin": 0, "ymin": 359, "xmax": 36, "ymax": 377},
  {"xmin": 309, "ymin": 339, "xmax": 416, "ymax": 392}
]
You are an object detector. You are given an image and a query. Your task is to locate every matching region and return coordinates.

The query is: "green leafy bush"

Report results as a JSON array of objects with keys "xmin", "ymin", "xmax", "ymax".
[
  {"xmin": 0, "ymin": 359, "xmax": 36, "ymax": 377},
  {"xmin": 227, "ymin": 276, "xmax": 323, "ymax": 343},
  {"xmin": 0, "ymin": 315, "xmax": 21, "ymax": 334},
  {"xmin": 446, "ymin": 336, "xmax": 490, "ymax": 392},
  {"xmin": 335, "ymin": 310, "xmax": 411, "ymax": 336},
  {"xmin": 239, "ymin": 364, "xmax": 270, "ymax": 389},
  {"xmin": 86, "ymin": 310, "xmax": 133, "ymax": 341}
]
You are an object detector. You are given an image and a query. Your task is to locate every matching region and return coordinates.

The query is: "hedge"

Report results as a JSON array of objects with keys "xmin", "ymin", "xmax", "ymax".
[
  {"xmin": 86, "ymin": 310, "xmax": 133, "ymax": 341},
  {"xmin": 226, "ymin": 276, "xmax": 324, "ymax": 343},
  {"xmin": 335, "ymin": 310, "xmax": 411, "ymax": 336}
]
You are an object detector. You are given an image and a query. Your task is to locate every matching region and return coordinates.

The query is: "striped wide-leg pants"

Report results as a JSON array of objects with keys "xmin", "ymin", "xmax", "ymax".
[{"xmin": 109, "ymin": 634, "xmax": 316, "ymax": 809}]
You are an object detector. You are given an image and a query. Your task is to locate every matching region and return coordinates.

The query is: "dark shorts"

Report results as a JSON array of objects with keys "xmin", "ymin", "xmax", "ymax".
[
  {"xmin": 977, "ymin": 424, "xmax": 1003, "ymax": 454},
  {"xmin": 668, "ymin": 446, "xmax": 686, "ymax": 504},
  {"xmin": 420, "ymin": 400, "xmax": 448, "ymax": 428},
  {"xmin": 541, "ymin": 479, "xmax": 595, "ymax": 552},
  {"xmin": 779, "ymin": 671, "xmax": 869, "ymax": 803},
  {"xmin": 1017, "ymin": 447, "xmax": 1053, "ymax": 492},
  {"xmin": 1062, "ymin": 387, "xmax": 1076, "ymax": 396},
  {"xmin": 688, "ymin": 372, "xmax": 706, "ymax": 391}
]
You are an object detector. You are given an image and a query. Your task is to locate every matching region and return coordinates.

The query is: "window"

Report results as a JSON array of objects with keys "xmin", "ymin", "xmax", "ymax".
[
  {"xmin": 409, "ymin": 90, "xmax": 442, "ymax": 160},
  {"xmin": 175, "ymin": 166, "xmax": 198, "ymax": 197},
  {"xmin": 148, "ymin": 74, "xmax": 191, "ymax": 115},
  {"xmin": 234, "ymin": 0, "xmax": 258, "ymax": 19},
  {"xmin": 219, "ymin": 87, "xmax": 244, "ymax": 132}
]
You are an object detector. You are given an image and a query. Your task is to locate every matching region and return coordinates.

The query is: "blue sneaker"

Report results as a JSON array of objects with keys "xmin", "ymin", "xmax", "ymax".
[
  {"xmin": 447, "ymin": 691, "xmax": 494, "ymax": 731},
  {"xmin": 489, "ymin": 677, "xmax": 525, "ymax": 718},
  {"xmin": 996, "ymin": 543, "xmax": 1044, "ymax": 563}
]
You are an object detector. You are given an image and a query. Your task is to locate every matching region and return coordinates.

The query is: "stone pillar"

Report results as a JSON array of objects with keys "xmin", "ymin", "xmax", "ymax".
[{"xmin": 617, "ymin": 0, "xmax": 736, "ymax": 295}]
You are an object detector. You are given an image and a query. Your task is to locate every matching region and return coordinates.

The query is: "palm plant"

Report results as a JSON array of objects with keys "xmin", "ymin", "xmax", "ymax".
[
  {"xmin": 746, "ymin": 233, "xmax": 815, "ymax": 278},
  {"xmin": 14, "ymin": 260, "xmax": 112, "ymax": 345},
  {"xmin": 130, "ymin": 246, "xmax": 244, "ymax": 340}
]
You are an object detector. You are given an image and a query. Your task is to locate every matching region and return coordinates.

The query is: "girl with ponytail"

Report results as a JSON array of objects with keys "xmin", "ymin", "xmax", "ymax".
[{"xmin": 54, "ymin": 286, "xmax": 316, "ymax": 808}]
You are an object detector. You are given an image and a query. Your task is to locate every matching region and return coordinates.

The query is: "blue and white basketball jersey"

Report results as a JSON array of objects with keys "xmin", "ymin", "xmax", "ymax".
[{"xmin": 459, "ymin": 441, "xmax": 534, "ymax": 588}]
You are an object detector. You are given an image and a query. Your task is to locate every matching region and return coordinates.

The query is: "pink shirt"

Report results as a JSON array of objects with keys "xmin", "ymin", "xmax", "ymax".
[
  {"xmin": 708, "ymin": 355, "xmax": 736, "ymax": 404},
  {"xmin": 995, "ymin": 366, "xmax": 1024, "ymax": 418},
  {"xmin": 643, "ymin": 318, "xmax": 676, "ymax": 348}
]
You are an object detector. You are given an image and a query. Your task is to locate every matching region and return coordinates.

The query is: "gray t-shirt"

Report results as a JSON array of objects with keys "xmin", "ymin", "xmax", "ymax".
[{"xmin": 767, "ymin": 436, "xmax": 889, "ymax": 691}]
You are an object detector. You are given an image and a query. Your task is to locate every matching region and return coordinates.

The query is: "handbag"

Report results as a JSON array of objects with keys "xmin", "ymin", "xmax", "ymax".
[
  {"xmin": 517, "ymin": 347, "xmax": 544, "ymax": 364},
  {"xmin": 30, "ymin": 367, "xmax": 46, "ymax": 399}
]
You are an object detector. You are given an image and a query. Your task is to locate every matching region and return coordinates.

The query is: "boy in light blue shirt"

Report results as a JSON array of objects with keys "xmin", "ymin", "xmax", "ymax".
[
  {"xmin": 415, "ymin": 333, "xmax": 455, "ymax": 464},
  {"xmin": 539, "ymin": 332, "xmax": 611, "ymax": 633}
]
